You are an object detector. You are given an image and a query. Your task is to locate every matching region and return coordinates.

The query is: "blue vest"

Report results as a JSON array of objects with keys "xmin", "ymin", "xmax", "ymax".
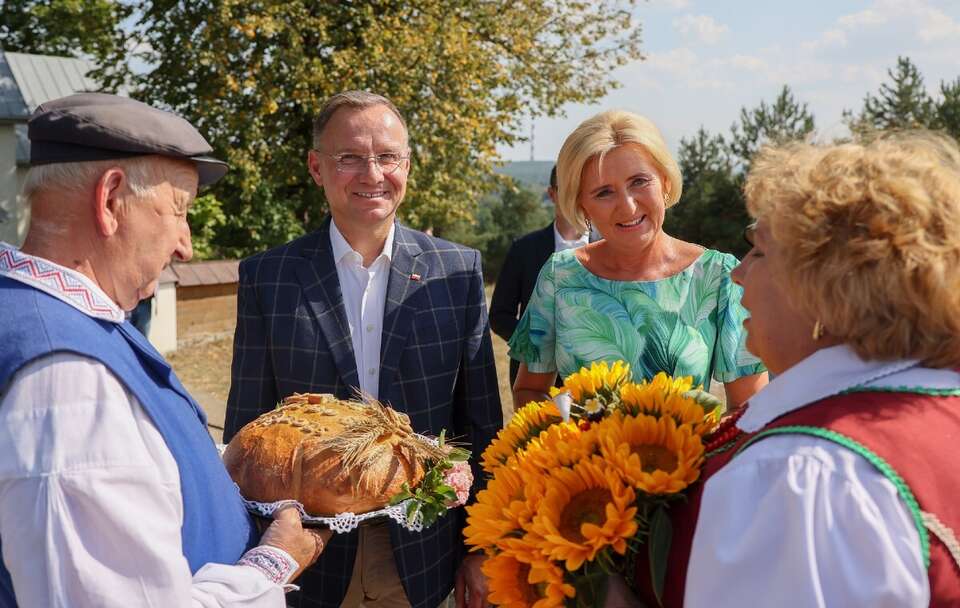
[{"xmin": 0, "ymin": 277, "xmax": 257, "ymax": 605}]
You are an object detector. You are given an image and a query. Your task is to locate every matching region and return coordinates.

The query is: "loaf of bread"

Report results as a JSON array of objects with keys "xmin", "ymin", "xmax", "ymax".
[{"xmin": 223, "ymin": 393, "xmax": 446, "ymax": 515}]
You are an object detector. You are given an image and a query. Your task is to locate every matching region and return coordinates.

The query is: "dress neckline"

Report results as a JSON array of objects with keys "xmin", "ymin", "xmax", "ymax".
[{"xmin": 569, "ymin": 247, "xmax": 710, "ymax": 284}]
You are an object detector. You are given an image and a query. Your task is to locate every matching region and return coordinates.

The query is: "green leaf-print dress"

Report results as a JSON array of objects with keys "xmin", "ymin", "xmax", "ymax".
[{"xmin": 507, "ymin": 248, "xmax": 765, "ymax": 389}]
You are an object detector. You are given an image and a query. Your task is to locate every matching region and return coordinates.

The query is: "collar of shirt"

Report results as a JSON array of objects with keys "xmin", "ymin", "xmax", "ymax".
[
  {"xmin": 553, "ymin": 222, "xmax": 589, "ymax": 252},
  {"xmin": 739, "ymin": 344, "xmax": 960, "ymax": 432},
  {"xmin": 0, "ymin": 241, "xmax": 125, "ymax": 323},
  {"xmin": 330, "ymin": 220, "xmax": 395, "ymax": 268}
]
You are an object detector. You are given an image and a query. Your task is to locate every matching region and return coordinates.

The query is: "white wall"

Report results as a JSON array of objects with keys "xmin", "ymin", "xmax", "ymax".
[{"xmin": 147, "ymin": 281, "xmax": 178, "ymax": 355}]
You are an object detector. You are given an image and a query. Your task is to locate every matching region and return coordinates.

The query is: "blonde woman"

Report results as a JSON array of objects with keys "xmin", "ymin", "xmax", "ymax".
[
  {"xmin": 608, "ymin": 132, "xmax": 960, "ymax": 607},
  {"xmin": 509, "ymin": 110, "xmax": 767, "ymax": 409}
]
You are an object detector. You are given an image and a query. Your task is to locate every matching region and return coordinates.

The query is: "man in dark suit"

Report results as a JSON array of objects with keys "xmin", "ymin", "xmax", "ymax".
[
  {"xmin": 489, "ymin": 166, "xmax": 588, "ymax": 390},
  {"xmin": 224, "ymin": 91, "xmax": 502, "ymax": 608}
]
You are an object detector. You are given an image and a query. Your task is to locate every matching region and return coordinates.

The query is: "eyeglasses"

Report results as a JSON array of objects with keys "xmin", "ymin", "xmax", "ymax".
[
  {"xmin": 742, "ymin": 222, "xmax": 757, "ymax": 248},
  {"xmin": 316, "ymin": 151, "xmax": 410, "ymax": 174}
]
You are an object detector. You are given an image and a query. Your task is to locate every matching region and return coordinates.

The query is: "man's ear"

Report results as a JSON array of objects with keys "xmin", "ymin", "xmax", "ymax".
[
  {"xmin": 306, "ymin": 150, "xmax": 325, "ymax": 189},
  {"xmin": 93, "ymin": 168, "xmax": 127, "ymax": 237}
]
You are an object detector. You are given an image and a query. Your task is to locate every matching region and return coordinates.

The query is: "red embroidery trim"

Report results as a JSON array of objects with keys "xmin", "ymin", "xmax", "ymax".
[{"xmin": 0, "ymin": 248, "xmax": 116, "ymax": 317}]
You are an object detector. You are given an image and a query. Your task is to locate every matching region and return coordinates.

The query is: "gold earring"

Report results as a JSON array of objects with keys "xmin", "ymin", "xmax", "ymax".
[
  {"xmin": 812, "ymin": 320, "xmax": 824, "ymax": 341},
  {"xmin": 585, "ymin": 218, "xmax": 592, "ymax": 233}
]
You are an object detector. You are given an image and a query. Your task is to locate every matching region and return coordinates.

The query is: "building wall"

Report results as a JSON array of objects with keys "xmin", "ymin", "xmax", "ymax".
[
  {"xmin": 0, "ymin": 124, "xmax": 28, "ymax": 246},
  {"xmin": 177, "ymin": 286, "xmax": 238, "ymax": 339},
  {"xmin": 147, "ymin": 281, "xmax": 178, "ymax": 355}
]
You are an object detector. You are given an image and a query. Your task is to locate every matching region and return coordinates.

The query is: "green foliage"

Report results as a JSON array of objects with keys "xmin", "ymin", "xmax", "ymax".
[
  {"xmin": 728, "ymin": 85, "xmax": 816, "ymax": 171},
  {"xmin": 668, "ymin": 86, "xmax": 814, "ymax": 256},
  {"xmin": 89, "ymin": 0, "xmax": 642, "ymax": 257},
  {"xmin": 0, "ymin": 0, "xmax": 130, "ymax": 66},
  {"xmin": 845, "ymin": 56, "xmax": 937, "ymax": 134},
  {"xmin": 187, "ymin": 193, "xmax": 227, "ymax": 260},
  {"xmin": 665, "ymin": 128, "xmax": 747, "ymax": 256},
  {"xmin": 440, "ymin": 178, "xmax": 552, "ymax": 280},
  {"xmin": 935, "ymin": 77, "xmax": 960, "ymax": 140},
  {"xmin": 388, "ymin": 431, "xmax": 470, "ymax": 529}
]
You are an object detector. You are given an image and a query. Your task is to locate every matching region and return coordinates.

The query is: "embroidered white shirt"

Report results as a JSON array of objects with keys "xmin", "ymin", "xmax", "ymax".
[
  {"xmin": 0, "ymin": 242, "xmax": 291, "ymax": 607},
  {"xmin": 329, "ymin": 220, "xmax": 394, "ymax": 400},
  {"xmin": 552, "ymin": 222, "xmax": 589, "ymax": 252},
  {"xmin": 685, "ymin": 345, "xmax": 960, "ymax": 608}
]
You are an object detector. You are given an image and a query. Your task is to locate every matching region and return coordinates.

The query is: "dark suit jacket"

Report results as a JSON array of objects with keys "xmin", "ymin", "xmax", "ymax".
[
  {"xmin": 224, "ymin": 218, "xmax": 503, "ymax": 608},
  {"xmin": 489, "ymin": 223, "xmax": 556, "ymax": 386}
]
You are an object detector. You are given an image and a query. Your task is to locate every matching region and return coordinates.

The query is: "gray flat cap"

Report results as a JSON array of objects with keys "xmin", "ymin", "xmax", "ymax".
[{"xmin": 28, "ymin": 93, "xmax": 227, "ymax": 186}]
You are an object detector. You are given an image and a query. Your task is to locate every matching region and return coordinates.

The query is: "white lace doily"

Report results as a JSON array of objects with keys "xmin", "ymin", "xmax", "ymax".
[
  {"xmin": 217, "ymin": 440, "xmax": 445, "ymax": 534},
  {"xmin": 241, "ymin": 496, "xmax": 427, "ymax": 534}
]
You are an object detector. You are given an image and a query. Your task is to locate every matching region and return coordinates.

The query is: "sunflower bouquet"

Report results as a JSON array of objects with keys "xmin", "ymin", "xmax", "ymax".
[{"xmin": 465, "ymin": 361, "xmax": 722, "ymax": 607}]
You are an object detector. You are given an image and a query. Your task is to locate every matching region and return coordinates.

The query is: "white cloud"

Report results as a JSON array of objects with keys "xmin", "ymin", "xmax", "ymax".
[
  {"xmin": 801, "ymin": 28, "xmax": 848, "ymax": 52},
  {"xmin": 646, "ymin": 47, "xmax": 699, "ymax": 73},
  {"xmin": 654, "ymin": 0, "xmax": 691, "ymax": 9},
  {"xmin": 729, "ymin": 54, "xmax": 767, "ymax": 72},
  {"xmin": 832, "ymin": 0, "xmax": 960, "ymax": 42},
  {"xmin": 837, "ymin": 8, "xmax": 887, "ymax": 28},
  {"xmin": 673, "ymin": 14, "xmax": 729, "ymax": 45}
]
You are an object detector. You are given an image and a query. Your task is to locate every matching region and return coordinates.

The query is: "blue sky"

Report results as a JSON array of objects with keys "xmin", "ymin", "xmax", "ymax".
[{"xmin": 500, "ymin": 0, "xmax": 960, "ymax": 161}]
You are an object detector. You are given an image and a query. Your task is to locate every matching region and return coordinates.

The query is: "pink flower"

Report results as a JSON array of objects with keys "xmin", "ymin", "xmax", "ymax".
[{"xmin": 444, "ymin": 461, "xmax": 473, "ymax": 506}]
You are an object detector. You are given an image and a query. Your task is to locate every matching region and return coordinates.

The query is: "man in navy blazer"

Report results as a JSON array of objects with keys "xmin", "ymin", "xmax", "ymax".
[{"xmin": 224, "ymin": 91, "xmax": 502, "ymax": 608}]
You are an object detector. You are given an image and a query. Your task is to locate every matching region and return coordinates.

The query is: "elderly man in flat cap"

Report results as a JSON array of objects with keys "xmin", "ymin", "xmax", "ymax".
[{"xmin": 0, "ymin": 93, "xmax": 329, "ymax": 607}]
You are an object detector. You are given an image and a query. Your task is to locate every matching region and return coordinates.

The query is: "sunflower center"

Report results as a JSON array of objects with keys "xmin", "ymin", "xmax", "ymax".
[
  {"xmin": 634, "ymin": 444, "xmax": 679, "ymax": 473},
  {"xmin": 558, "ymin": 488, "xmax": 612, "ymax": 543},
  {"xmin": 513, "ymin": 562, "xmax": 540, "ymax": 603}
]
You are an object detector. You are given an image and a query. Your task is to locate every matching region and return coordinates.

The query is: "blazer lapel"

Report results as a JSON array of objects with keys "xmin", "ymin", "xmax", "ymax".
[
  {"xmin": 378, "ymin": 224, "xmax": 426, "ymax": 399},
  {"xmin": 294, "ymin": 219, "xmax": 360, "ymax": 390}
]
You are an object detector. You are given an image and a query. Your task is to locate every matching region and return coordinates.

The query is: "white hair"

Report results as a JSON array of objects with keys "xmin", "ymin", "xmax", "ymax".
[{"xmin": 22, "ymin": 155, "xmax": 178, "ymax": 204}]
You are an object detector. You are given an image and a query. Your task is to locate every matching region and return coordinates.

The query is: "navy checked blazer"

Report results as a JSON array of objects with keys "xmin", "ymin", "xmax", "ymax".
[{"xmin": 224, "ymin": 218, "xmax": 503, "ymax": 608}]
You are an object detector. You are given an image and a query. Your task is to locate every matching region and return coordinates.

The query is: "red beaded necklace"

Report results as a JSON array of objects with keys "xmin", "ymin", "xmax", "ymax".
[{"xmin": 705, "ymin": 406, "xmax": 748, "ymax": 456}]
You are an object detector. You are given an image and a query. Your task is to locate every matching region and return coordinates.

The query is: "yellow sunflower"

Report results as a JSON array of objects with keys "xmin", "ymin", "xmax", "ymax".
[
  {"xmin": 465, "ymin": 466, "xmax": 532, "ymax": 552},
  {"xmin": 618, "ymin": 374, "xmax": 717, "ymax": 436},
  {"xmin": 551, "ymin": 360, "xmax": 631, "ymax": 403},
  {"xmin": 597, "ymin": 413, "xmax": 705, "ymax": 494},
  {"xmin": 482, "ymin": 550, "xmax": 572, "ymax": 608},
  {"xmin": 518, "ymin": 420, "xmax": 598, "ymax": 478},
  {"xmin": 482, "ymin": 400, "xmax": 561, "ymax": 474},
  {"xmin": 530, "ymin": 460, "xmax": 638, "ymax": 571}
]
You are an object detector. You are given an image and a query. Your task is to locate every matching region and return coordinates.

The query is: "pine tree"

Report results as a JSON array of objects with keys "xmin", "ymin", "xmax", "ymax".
[
  {"xmin": 936, "ymin": 77, "xmax": 960, "ymax": 141},
  {"xmin": 845, "ymin": 56, "xmax": 936, "ymax": 133},
  {"xmin": 729, "ymin": 85, "xmax": 815, "ymax": 170}
]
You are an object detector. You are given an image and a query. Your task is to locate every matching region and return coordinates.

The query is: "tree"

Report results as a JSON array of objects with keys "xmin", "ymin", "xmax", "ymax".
[
  {"xmin": 667, "ymin": 87, "xmax": 815, "ymax": 256},
  {"xmin": 441, "ymin": 179, "xmax": 551, "ymax": 281},
  {"xmin": 665, "ymin": 128, "xmax": 747, "ymax": 256},
  {"xmin": 729, "ymin": 85, "xmax": 815, "ymax": 169},
  {"xmin": 936, "ymin": 77, "xmax": 960, "ymax": 141},
  {"xmin": 97, "ymin": 0, "xmax": 643, "ymax": 257},
  {"xmin": 0, "ymin": 0, "xmax": 130, "ymax": 68},
  {"xmin": 845, "ymin": 56, "xmax": 936, "ymax": 134}
]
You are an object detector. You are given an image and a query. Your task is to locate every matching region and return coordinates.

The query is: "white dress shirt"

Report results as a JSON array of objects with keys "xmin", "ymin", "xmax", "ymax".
[
  {"xmin": 0, "ymin": 243, "xmax": 290, "ymax": 607},
  {"xmin": 329, "ymin": 220, "xmax": 394, "ymax": 400},
  {"xmin": 685, "ymin": 345, "xmax": 960, "ymax": 608},
  {"xmin": 552, "ymin": 222, "xmax": 589, "ymax": 252}
]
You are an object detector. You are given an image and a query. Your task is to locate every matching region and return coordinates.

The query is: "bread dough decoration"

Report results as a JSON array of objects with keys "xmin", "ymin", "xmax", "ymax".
[{"xmin": 224, "ymin": 393, "xmax": 448, "ymax": 515}]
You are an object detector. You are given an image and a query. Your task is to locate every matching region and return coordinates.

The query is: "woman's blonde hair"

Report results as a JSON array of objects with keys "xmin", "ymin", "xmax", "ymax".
[
  {"xmin": 555, "ymin": 110, "xmax": 682, "ymax": 233},
  {"xmin": 745, "ymin": 131, "xmax": 960, "ymax": 367}
]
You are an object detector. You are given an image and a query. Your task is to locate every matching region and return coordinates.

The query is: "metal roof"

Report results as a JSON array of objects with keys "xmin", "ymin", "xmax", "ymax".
[
  {"xmin": 168, "ymin": 260, "xmax": 240, "ymax": 287},
  {"xmin": 0, "ymin": 51, "xmax": 98, "ymax": 122}
]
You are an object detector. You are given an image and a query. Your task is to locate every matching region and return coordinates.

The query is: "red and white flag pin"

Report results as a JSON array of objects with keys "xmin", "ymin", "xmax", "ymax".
[{"xmin": 410, "ymin": 273, "xmax": 421, "ymax": 281}]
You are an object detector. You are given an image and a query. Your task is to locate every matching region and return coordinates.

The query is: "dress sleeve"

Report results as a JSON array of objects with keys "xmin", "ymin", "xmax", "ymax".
[
  {"xmin": 711, "ymin": 254, "xmax": 765, "ymax": 383},
  {"xmin": 685, "ymin": 434, "xmax": 928, "ymax": 608},
  {"xmin": 507, "ymin": 253, "xmax": 558, "ymax": 374}
]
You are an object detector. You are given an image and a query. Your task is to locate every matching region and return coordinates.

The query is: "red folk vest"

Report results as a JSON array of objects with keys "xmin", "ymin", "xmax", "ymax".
[{"xmin": 636, "ymin": 390, "xmax": 960, "ymax": 607}]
